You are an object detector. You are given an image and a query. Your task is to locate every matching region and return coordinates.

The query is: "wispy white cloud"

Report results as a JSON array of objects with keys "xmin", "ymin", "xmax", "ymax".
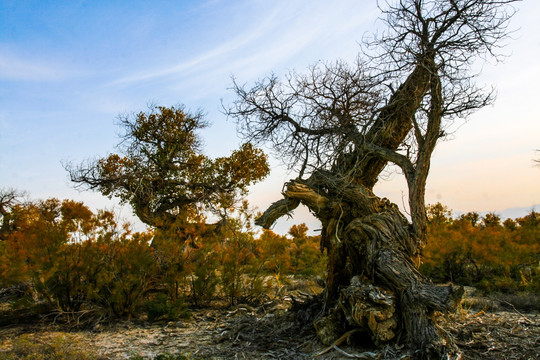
[
  {"xmin": 107, "ymin": 0, "xmax": 378, "ymax": 89},
  {"xmin": 107, "ymin": 6, "xmax": 283, "ymax": 87},
  {"xmin": 195, "ymin": 2, "xmax": 377, "ymax": 96},
  {"xmin": 0, "ymin": 51, "xmax": 78, "ymax": 82},
  {"xmin": 225, "ymin": 4, "xmax": 376, "ymax": 76}
]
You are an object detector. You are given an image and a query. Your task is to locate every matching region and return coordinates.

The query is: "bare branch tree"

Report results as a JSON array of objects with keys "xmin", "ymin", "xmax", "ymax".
[
  {"xmin": 0, "ymin": 188, "xmax": 26, "ymax": 241},
  {"xmin": 227, "ymin": 0, "xmax": 518, "ymax": 357}
]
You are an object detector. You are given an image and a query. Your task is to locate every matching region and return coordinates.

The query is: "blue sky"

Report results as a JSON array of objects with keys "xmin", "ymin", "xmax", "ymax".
[{"xmin": 1, "ymin": 0, "xmax": 539, "ymax": 233}]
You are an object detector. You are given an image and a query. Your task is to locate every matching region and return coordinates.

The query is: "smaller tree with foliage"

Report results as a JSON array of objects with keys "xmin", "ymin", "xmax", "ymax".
[{"xmin": 66, "ymin": 105, "xmax": 269, "ymax": 238}]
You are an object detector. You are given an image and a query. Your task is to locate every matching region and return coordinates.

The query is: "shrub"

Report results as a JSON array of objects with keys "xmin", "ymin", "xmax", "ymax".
[
  {"xmin": 145, "ymin": 293, "xmax": 190, "ymax": 321},
  {"xmin": 421, "ymin": 204, "xmax": 540, "ymax": 293}
]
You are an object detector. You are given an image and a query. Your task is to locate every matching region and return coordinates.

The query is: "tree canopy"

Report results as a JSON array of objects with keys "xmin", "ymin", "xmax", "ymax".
[
  {"xmin": 229, "ymin": 0, "xmax": 517, "ymax": 242},
  {"xmin": 66, "ymin": 105, "xmax": 269, "ymax": 232}
]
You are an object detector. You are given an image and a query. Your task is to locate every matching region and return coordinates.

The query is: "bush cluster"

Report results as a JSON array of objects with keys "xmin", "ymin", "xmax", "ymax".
[
  {"xmin": 3, "ymin": 196, "xmax": 536, "ymax": 324},
  {"xmin": 0, "ymin": 198, "xmax": 326, "ymax": 323},
  {"xmin": 421, "ymin": 203, "xmax": 540, "ymax": 293}
]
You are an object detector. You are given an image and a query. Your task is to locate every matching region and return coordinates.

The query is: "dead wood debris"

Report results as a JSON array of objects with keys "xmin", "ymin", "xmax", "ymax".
[
  {"xmin": 440, "ymin": 310, "xmax": 540, "ymax": 360},
  {"xmin": 1, "ymin": 296, "xmax": 539, "ymax": 359}
]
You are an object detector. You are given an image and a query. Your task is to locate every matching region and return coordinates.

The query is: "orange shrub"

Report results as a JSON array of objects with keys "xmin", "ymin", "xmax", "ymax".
[{"xmin": 421, "ymin": 204, "xmax": 540, "ymax": 292}]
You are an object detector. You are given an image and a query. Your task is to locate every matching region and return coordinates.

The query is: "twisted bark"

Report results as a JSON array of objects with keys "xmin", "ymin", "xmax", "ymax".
[
  {"xmin": 236, "ymin": 2, "xmax": 517, "ymax": 357},
  {"xmin": 257, "ymin": 176, "xmax": 463, "ymax": 358}
]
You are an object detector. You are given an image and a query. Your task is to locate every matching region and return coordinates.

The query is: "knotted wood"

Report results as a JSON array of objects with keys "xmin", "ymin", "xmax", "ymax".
[{"xmin": 257, "ymin": 176, "xmax": 463, "ymax": 358}]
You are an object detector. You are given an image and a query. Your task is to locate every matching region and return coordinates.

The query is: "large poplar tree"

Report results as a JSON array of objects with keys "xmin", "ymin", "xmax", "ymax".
[{"xmin": 227, "ymin": 0, "xmax": 518, "ymax": 357}]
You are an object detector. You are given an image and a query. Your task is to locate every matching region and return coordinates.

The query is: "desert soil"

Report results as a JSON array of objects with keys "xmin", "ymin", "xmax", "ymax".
[{"xmin": 1, "ymin": 298, "xmax": 539, "ymax": 360}]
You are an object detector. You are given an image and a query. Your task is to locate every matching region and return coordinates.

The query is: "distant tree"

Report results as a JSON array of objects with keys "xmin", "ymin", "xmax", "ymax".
[
  {"xmin": 502, "ymin": 217, "xmax": 517, "ymax": 231},
  {"xmin": 516, "ymin": 210, "xmax": 540, "ymax": 228},
  {"xmin": 426, "ymin": 202, "xmax": 452, "ymax": 226},
  {"xmin": 0, "ymin": 188, "xmax": 25, "ymax": 241},
  {"xmin": 66, "ymin": 105, "xmax": 269, "ymax": 238},
  {"xmin": 457, "ymin": 211, "xmax": 480, "ymax": 227},
  {"xmin": 228, "ymin": 0, "xmax": 517, "ymax": 357},
  {"xmin": 288, "ymin": 223, "xmax": 326, "ymax": 277},
  {"xmin": 482, "ymin": 212, "xmax": 502, "ymax": 228},
  {"xmin": 422, "ymin": 207, "xmax": 540, "ymax": 293}
]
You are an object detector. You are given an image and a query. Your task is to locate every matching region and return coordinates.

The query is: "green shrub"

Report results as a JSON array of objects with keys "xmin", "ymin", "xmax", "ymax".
[{"xmin": 145, "ymin": 293, "xmax": 190, "ymax": 322}]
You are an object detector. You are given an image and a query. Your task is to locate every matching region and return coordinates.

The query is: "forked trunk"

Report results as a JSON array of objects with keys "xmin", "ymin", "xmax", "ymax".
[
  {"xmin": 257, "ymin": 178, "xmax": 463, "ymax": 358},
  {"xmin": 252, "ymin": 58, "xmax": 463, "ymax": 359}
]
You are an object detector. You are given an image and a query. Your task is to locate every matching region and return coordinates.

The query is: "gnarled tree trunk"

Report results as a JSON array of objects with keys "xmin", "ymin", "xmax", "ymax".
[
  {"xmin": 252, "ymin": 58, "xmax": 463, "ymax": 357},
  {"xmin": 257, "ymin": 176, "xmax": 463, "ymax": 358},
  {"xmin": 230, "ymin": 3, "xmax": 516, "ymax": 356}
]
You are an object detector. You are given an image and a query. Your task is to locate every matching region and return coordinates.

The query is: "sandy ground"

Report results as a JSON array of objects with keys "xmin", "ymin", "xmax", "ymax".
[{"xmin": 1, "ymin": 300, "xmax": 539, "ymax": 359}]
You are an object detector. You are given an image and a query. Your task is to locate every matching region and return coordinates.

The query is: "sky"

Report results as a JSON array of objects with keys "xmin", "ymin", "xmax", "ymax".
[{"xmin": 1, "ymin": 0, "xmax": 539, "ymax": 234}]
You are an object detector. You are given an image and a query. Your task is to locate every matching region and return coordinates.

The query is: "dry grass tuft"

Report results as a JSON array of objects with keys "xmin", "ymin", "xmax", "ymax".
[{"xmin": 0, "ymin": 333, "xmax": 105, "ymax": 360}]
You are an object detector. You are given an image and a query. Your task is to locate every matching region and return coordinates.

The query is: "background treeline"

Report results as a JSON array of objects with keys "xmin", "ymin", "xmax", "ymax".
[
  {"xmin": 421, "ymin": 203, "xmax": 540, "ymax": 293},
  {"xmin": 0, "ymin": 196, "xmax": 326, "ymax": 324},
  {"xmin": 1, "ymin": 197, "xmax": 538, "ymax": 324}
]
